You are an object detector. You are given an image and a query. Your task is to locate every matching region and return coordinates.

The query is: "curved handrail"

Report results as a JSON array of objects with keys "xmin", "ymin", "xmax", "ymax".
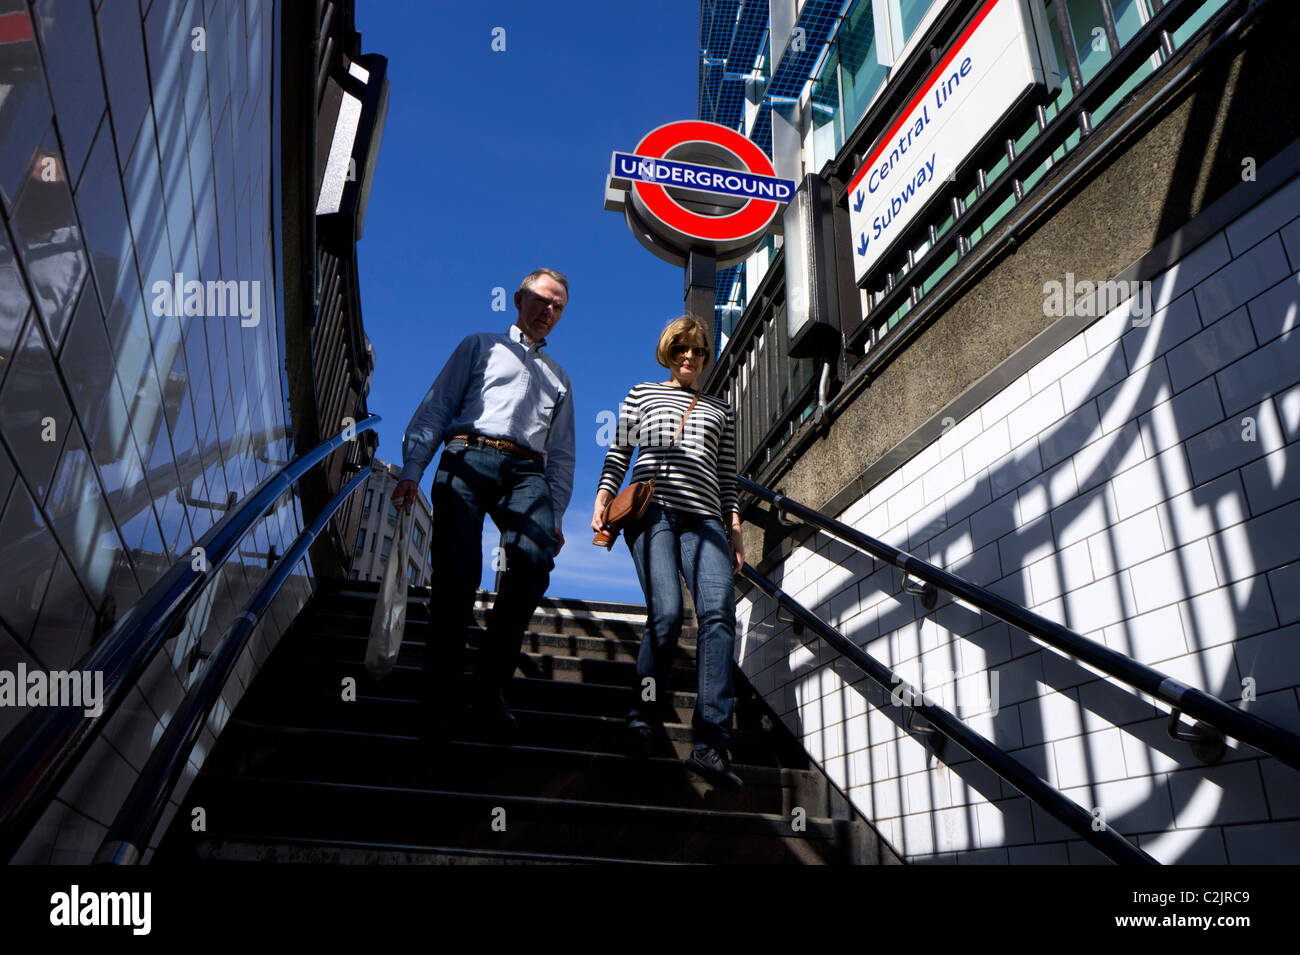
[
  {"xmin": 741, "ymin": 563, "xmax": 1156, "ymax": 864},
  {"xmin": 0, "ymin": 415, "xmax": 381, "ymax": 863},
  {"xmin": 94, "ymin": 466, "xmax": 374, "ymax": 864},
  {"xmin": 739, "ymin": 476, "xmax": 1300, "ymax": 772}
]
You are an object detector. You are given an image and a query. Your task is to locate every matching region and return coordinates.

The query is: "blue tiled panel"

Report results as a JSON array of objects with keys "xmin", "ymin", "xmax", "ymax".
[
  {"xmin": 706, "ymin": 0, "xmax": 741, "ymax": 60},
  {"xmin": 728, "ymin": 0, "xmax": 769, "ymax": 74},
  {"xmin": 714, "ymin": 78, "xmax": 748, "ymax": 131},
  {"xmin": 751, "ymin": 104, "xmax": 773, "ymax": 156},
  {"xmin": 699, "ymin": 0, "xmax": 767, "ymax": 126},
  {"xmin": 768, "ymin": 0, "xmax": 840, "ymax": 98}
]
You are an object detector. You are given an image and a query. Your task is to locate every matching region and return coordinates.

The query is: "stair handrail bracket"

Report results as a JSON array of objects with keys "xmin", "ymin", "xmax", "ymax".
[{"xmin": 0, "ymin": 416, "xmax": 381, "ymax": 863}]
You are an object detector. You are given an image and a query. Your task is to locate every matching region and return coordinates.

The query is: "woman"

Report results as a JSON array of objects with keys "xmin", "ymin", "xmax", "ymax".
[{"xmin": 592, "ymin": 317, "xmax": 745, "ymax": 791}]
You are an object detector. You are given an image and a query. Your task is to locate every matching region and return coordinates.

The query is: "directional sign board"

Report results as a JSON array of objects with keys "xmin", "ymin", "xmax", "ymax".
[
  {"xmin": 606, "ymin": 120, "xmax": 794, "ymax": 268},
  {"xmin": 847, "ymin": 0, "xmax": 1058, "ymax": 283}
]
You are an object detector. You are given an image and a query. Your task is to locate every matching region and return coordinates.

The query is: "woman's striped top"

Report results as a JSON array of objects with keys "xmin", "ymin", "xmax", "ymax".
[{"xmin": 598, "ymin": 382, "xmax": 738, "ymax": 521}]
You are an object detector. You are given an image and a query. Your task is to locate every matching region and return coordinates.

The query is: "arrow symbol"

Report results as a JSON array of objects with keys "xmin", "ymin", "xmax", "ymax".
[
  {"xmin": 857, "ymin": 233, "xmax": 869, "ymax": 256},
  {"xmin": 853, "ymin": 190, "xmax": 865, "ymax": 212}
]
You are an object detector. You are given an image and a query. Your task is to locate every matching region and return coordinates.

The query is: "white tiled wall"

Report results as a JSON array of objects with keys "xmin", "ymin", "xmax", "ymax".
[{"xmin": 738, "ymin": 174, "xmax": 1300, "ymax": 864}]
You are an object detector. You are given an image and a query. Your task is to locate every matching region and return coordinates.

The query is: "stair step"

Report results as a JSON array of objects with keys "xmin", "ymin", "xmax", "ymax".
[
  {"xmin": 205, "ymin": 721, "xmax": 818, "ymax": 814},
  {"xmin": 166, "ymin": 775, "xmax": 858, "ymax": 864},
  {"xmin": 318, "ymin": 578, "xmax": 653, "ymax": 620},
  {"xmin": 159, "ymin": 578, "xmax": 890, "ymax": 864},
  {"xmin": 306, "ymin": 595, "xmax": 663, "ymax": 641},
  {"xmin": 227, "ymin": 689, "xmax": 794, "ymax": 767},
  {"xmin": 266, "ymin": 643, "xmax": 700, "ymax": 692},
  {"xmin": 182, "ymin": 835, "xmax": 695, "ymax": 865},
  {"xmin": 242, "ymin": 665, "xmax": 700, "ymax": 719},
  {"xmin": 285, "ymin": 622, "xmax": 698, "ymax": 665}
]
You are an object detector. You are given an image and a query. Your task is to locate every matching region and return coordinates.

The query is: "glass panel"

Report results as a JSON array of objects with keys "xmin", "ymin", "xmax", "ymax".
[
  {"xmin": 0, "ymin": 467, "xmax": 62, "ymax": 642},
  {"xmin": 1172, "ymin": 0, "xmax": 1233, "ymax": 48},
  {"xmin": 0, "ymin": 229, "xmax": 32, "ymax": 384},
  {"xmin": 9, "ymin": 134, "xmax": 88, "ymax": 348},
  {"xmin": 0, "ymin": 308, "xmax": 75, "ymax": 501},
  {"xmin": 811, "ymin": 46, "xmax": 842, "ymax": 170},
  {"xmin": 839, "ymin": 0, "xmax": 889, "ymax": 135},
  {"xmin": 920, "ymin": 247, "xmax": 959, "ymax": 296},
  {"xmin": 95, "ymin": 0, "xmax": 152, "ymax": 166},
  {"xmin": 1044, "ymin": 1, "xmax": 1076, "ymax": 109},
  {"xmin": 0, "ymin": 8, "xmax": 54, "ymax": 211},
  {"xmin": 895, "ymin": 0, "xmax": 939, "ymax": 42},
  {"xmin": 76, "ymin": 121, "xmax": 137, "ymax": 346},
  {"xmin": 1063, "ymin": 0, "xmax": 1112, "ymax": 85},
  {"xmin": 1111, "ymin": 0, "xmax": 1152, "ymax": 47},
  {"xmin": 31, "ymin": 0, "xmax": 106, "ymax": 183}
]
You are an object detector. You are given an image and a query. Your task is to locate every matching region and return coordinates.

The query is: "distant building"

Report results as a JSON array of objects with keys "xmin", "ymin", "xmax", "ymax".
[{"xmin": 341, "ymin": 457, "xmax": 433, "ymax": 587}]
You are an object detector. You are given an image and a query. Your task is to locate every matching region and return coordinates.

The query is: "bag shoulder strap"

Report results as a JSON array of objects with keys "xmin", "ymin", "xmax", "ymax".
[{"xmin": 669, "ymin": 389, "xmax": 702, "ymax": 447}]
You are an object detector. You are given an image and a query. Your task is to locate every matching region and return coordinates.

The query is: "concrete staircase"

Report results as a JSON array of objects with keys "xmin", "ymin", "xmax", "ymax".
[{"xmin": 155, "ymin": 578, "xmax": 900, "ymax": 865}]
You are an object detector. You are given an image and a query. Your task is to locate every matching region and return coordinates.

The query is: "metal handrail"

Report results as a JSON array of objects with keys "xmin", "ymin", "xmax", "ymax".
[
  {"xmin": 740, "ymin": 477, "xmax": 1300, "ymax": 772},
  {"xmin": 741, "ymin": 563, "xmax": 1156, "ymax": 864},
  {"xmin": 94, "ymin": 466, "xmax": 374, "ymax": 864},
  {"xmin": 0, "ymin": 415, "xmax": 381, "ymax": 863}
]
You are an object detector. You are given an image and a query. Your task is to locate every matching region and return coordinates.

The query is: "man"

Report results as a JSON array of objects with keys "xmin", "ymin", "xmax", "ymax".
[{"xmin": 392, "ymin": 269, "xmax": 575, "ymax": 743}]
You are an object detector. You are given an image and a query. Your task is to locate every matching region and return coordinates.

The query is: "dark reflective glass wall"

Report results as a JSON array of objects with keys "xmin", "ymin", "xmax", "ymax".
[{"xmin": 0, "ymin": 0, "xmax": 308, "ymax": 860}]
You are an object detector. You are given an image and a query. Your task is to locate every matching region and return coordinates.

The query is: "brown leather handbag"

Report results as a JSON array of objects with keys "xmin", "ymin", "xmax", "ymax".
[{"xmin": 593, "ymin": 390, "xmax": 700, "ymax": 549}]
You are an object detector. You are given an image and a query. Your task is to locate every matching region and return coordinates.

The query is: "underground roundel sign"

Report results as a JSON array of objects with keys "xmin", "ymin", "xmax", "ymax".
[{"xmin": 604, "ymin": 120, "xmax": 795, "ymax": 269}]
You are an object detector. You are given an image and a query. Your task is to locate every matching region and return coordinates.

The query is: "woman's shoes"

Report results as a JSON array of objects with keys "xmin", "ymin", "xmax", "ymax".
[{"xmin": 685, "ymin": 745, "xmax": 744, "ymax": 792}]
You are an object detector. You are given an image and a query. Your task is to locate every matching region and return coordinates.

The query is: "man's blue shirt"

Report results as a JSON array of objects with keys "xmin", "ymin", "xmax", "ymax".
[{"xmin": 400, "ymin": 324, "xmax": 576, "ymax": 519}]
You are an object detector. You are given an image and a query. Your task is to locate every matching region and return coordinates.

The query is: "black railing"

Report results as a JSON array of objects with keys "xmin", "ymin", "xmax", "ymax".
[
  {"xmin": 740, "ymin": 563, "xmax": 1157, "ymax": 864},
  {"xmin": 739, "ymin": 476, "xmax": 1300, "ymax": 862},
  {"xmin": 94, "ymin": 465, "xmax": 374, "ymax": 864},
  {"xmin": 0, "ymin": 416, "xmax": 381, "ymax": 863},
  {"xmin": 740, "ymin": 477, "xmax": 1300, "ymax": 772}
]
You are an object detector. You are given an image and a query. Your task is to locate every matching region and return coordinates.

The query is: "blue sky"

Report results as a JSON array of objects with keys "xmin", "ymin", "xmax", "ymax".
[{"xmin": 354, "ymin": 1, "xmax": 702, "ymax": 604}]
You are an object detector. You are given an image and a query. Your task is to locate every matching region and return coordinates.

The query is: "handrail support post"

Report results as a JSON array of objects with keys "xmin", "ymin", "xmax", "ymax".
[{"xmin": 1167, "ymin": 708, "xmax": 1227, "ymax": 765}]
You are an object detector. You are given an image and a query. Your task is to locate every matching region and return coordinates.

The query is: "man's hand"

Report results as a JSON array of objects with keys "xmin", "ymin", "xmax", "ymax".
[
  {"xmin": 392, "ymin": 479, "xmax": 418, "ymax": 513},
  {"xmin": 553, "ymin": 526, "xmax": 565, "ymax": 556}
]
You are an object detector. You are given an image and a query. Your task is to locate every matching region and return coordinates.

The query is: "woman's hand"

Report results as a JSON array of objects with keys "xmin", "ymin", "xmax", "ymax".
[
  {"xmin": 591, "ymin": 489, "xmax": 614, "ymax": 534},
  {"xmin": 729, "ymin": 522, "xmax": 745, "ymax": 575}
]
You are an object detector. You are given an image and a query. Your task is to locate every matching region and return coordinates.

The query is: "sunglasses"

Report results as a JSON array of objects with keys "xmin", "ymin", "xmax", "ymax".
[{"xmin": 670, "ymin": 344, "xmax": 708, "ymax": 359}]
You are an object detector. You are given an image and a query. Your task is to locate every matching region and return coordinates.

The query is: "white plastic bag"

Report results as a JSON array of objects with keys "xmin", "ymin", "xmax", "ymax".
[{"xmin": 365, "ymin": 507, "xmax": 413, "ymax": 680}]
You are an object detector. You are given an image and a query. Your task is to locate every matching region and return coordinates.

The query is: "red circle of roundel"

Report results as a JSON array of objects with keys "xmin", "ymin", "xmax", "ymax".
[{"xmin": 632, "ymin": 121, "xmax": 779, "ymax": 243}]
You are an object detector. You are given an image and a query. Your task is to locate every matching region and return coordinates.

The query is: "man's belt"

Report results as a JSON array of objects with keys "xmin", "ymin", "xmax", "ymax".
[{"xmin": 449, "ymin": 433, "xmax": 542, "ymax": 465}]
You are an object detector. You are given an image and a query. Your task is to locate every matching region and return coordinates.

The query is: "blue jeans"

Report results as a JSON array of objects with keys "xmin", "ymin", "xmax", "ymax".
[
  {"xmin": 625, "ymin": 504, "xmax": 737, "ymax": 752},
  {"xmin": 422, "ymin": 439, "xmax": 555, "ymax": 720}
]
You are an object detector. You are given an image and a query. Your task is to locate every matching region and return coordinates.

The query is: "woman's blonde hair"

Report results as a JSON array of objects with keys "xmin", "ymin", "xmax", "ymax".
[{"xmin": 655, "ymin": 316, "xmax": 713, "ymax": 369}]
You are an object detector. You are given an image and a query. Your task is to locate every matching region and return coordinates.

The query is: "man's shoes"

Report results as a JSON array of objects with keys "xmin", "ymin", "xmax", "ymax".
[
  {"xmin": 470, "ymin": 688, "xmax": 519, "ymax": 743},
  {"xmin": 685, "ymin": 746, "xmax": 744, "ymax": 792}
]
